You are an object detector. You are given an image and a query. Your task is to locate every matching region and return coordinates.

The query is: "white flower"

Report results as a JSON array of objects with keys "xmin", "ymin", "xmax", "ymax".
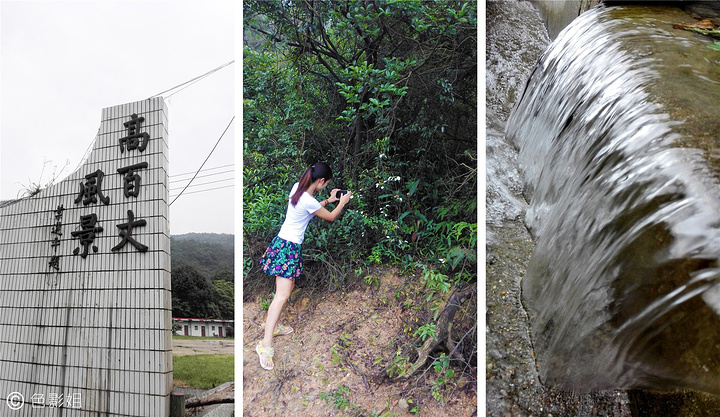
[{"xmin": 439, "ymin": 258, "xmax": 446, "ymax": 264}]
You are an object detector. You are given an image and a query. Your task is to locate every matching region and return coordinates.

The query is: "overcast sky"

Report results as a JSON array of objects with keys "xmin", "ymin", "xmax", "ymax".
[{"xmin": 1, "ymin": 1, "xmax": 236, "ymax": 235}]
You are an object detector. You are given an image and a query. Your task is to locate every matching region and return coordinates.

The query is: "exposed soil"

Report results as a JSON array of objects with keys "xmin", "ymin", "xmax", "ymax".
[
  {"xmin": 242, "ymin": 269, "xmax": 477, "ymax": 416},
  {"xmin": 173, "ymin": 338, "xmax": 235, "ymax": 356}
]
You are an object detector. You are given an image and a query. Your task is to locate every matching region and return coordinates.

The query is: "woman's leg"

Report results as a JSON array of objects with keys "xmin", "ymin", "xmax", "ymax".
[{"xmin": 260, "ymin": 276, "xmax": 294, "ymax": 356}]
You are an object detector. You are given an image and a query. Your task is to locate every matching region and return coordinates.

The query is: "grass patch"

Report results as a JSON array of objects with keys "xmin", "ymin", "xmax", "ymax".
[{"xmin": 173, "ymin": 354, "xmax": 234, "ymax": 389}]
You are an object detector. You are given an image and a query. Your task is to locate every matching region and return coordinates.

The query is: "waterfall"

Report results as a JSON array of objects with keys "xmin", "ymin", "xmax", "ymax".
[{"xmin": 507, "ymin": 4, "xmax": 720, "ymax": 394}]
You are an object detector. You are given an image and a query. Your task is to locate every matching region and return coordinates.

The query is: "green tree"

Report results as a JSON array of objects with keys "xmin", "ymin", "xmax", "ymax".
[
  {"xmin": 213, "ymin": 270, "xmax": 234, "ymax": 283},
  {"xmin": 213, "ymin": 279, "xmax": 235, "ymax": 320},
  {"xmin": 244, "ymin": 0, "xmax": 477, "ymax": 289},
  {"xmin": 245, "ymin": 0, "xmax": 476, "ymax": 183},
  {"xmin": 171, "ymin": 264, "xmax": 221, "ymax": 319}
]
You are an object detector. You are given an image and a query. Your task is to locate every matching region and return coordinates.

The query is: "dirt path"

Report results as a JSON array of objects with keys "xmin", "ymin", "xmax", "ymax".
[
  {"xmin": 242, "ymin": 270, "xmax": 477, "ymax": 416},
  {"xmin": 173, "ymin": 338, "xmax": 235, "ymax": 356}
]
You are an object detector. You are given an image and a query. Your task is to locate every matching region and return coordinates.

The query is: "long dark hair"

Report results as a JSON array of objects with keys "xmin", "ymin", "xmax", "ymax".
[{"xmin": 291, "ymin": 162, "xmax": 332, "ymax": 206}]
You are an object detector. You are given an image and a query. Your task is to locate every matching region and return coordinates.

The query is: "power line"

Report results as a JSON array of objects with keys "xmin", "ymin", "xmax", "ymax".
[
  {"xmin": 148, "ymin": 61, "xmax": 234, "ymax": 99},
  {"xmin": 170, "ymin": 164, "xmax": 234, "ymax": 178},
  {"xmin": 169, "ymin": 170, "xmax": 233, "ymax": 184},
  {"xmin": 169, "ymin": 116, "xmax": 235, "ymax": 206},
  {"xmin": 72, "ymin": 60, "xmax": 232, "ymax": 179},
  {"xmin": 169, "ymin": 177, "xmax": 233, "ymax": 191},
  {"xmin": 169, "ymin": 184, "xmax": 234, "ymax": 199}
]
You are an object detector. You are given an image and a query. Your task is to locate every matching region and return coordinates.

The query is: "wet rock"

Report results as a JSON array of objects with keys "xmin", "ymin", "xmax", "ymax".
[{"xmin": 684, "ymin": 1, "xmax": 720, "ymax": 25}]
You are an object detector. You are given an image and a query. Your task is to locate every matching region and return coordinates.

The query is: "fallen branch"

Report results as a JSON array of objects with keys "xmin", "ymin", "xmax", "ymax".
[
  {"xmin": 446, "ymin": 323, "xmax": 476, "ymax": 361},
  {"xmin": 394, "ymin": 285, "xmax": 476, "ymax": 379},
  {"xmin": 185, "ymin": 382, "xmax": 235, "ymax": 409},
  {"xmin": 186, "ymin": 397, "xmax": 235, "ymax": 409}
]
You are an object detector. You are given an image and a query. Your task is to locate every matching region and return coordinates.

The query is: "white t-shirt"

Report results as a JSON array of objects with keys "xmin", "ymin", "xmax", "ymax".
[{"xmin": 277, "ymin": 183, "xmax": 322, "ymax": 244}]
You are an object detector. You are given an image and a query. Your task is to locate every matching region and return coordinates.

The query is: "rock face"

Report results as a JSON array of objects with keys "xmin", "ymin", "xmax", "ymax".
[
  {"xmin": 507, "ymin": 3, "xmax": 720, "ymax": 395},
  {"xmin": 684, "ymin": 1, "xmax": 720, "ymax": 25},
  {"xmin": 486, "ymin": 0, "xmax": 549, "ymax": 228},
  {"xmin": 529, "ymin": 0, "xmax": 602, "ymax": 39}
]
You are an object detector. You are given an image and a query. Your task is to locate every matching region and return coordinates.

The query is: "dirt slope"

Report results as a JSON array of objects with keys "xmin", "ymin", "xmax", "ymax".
[{"xmin": 243, "ymin": 269, "xmax": 477, "ymax": 416}]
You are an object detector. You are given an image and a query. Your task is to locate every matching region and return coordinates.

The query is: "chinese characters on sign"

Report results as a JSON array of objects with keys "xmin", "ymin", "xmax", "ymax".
[
  {"xmin": 48, "ymin": 204, "xmax": 64, "ymax": 271},
  {"xmin": 75, "ymin": 170, "xmax": 110, "ymax": 206},
  {"xmin": 68, "ymin": 112, "xmax": 152, "ymax": 261},
  {"xmin": 119, "ymin": 113, "xmax": 149, "ymax": 153},
  {"xmin": 117, "ymin": 162, "xmax": 148, "ymax": 198},
  {"xmin": 71, "ymin": 214, "xmax": 103, "ymax": 258},
  {"xmin": 112, "ymin": 210, "xmax": 148, "ymax": 253}
]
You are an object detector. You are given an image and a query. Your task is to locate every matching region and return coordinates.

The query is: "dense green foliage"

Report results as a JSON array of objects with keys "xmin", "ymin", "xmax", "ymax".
[
  {"xmin": 171, "ymin": 234, "xmax": 234, "ymax": 320},
  {"xmin": 244, "ymin": 0, "xmax": 477, "ymax": 293},
  {"xmin": 171, "ymin": 234, "xmax": 234, "ymax": 278}
]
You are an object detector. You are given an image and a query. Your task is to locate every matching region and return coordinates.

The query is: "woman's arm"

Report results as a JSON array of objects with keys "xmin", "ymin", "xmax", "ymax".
[
  {"xmin": 314, "ymin": 191, "xmax": 351, "ymax": 222},
  {"xmin": 318, "ymin": 188, "xmax": 341, "ymax": 208}
]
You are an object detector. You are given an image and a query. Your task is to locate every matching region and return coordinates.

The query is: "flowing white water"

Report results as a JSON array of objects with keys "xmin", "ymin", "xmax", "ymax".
[{"xmin": 507, "ymin": 5, "xmax": 720, "ymax": 394}]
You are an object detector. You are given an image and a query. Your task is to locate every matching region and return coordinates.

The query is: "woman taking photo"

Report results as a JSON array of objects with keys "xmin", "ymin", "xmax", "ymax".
[{"xmin": 256, "ymin": 162, "xmax": 352, "ymax": 370}]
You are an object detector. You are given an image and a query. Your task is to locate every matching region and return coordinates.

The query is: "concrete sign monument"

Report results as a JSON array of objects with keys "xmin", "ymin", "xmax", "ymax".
[{"xmin": 0, "ymin": 98, "xmax": 172, "ymax": 416}]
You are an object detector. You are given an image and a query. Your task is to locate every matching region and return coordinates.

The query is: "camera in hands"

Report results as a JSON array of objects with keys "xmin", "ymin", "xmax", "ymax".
[{"xmin": 336, "ymin": 190, "xmax": 349, "ymax": 199}]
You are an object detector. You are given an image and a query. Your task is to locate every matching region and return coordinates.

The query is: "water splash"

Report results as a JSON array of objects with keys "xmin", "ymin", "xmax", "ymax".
[{"xmin": 507, "ymin": 5, "xmax": 720, "ymax": 394}]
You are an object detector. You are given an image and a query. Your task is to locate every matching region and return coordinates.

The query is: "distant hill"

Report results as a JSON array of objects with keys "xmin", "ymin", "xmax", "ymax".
[
  {"xmin": 172, "ymin": 233, "xmax": 234, "ymax": 246},
  {"xmin": 171, "ymin": 233, "xmax": 234, "ymax": 279}
]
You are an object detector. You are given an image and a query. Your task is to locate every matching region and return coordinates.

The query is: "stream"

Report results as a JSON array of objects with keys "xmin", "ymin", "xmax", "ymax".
[{"xmin": 488, "ymin": 0, "xmax": 720, "ymax": 415}]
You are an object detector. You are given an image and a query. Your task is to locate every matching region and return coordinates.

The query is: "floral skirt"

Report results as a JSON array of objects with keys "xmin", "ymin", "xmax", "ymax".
[{"xmin": 260, "ymin": 236, "xmax": 303, "ymax": 280}]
